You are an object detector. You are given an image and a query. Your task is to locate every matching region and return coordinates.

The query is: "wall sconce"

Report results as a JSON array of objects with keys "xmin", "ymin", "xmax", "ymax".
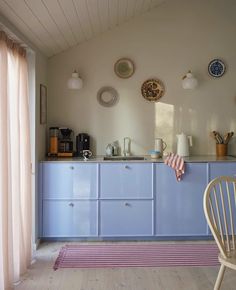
[
  {"xmin": 67, "ymin": 70, "xmax": 83, "ymax": 90},
  {"xmin": 182, "ymin": 71, "xmax": 198, "ymax": 89}
]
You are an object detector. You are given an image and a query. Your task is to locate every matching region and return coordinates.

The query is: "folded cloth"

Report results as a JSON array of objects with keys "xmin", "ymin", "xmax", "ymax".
[{"xmin": 164, "ymin": 153, "xmax": 185, "ymax": 181}]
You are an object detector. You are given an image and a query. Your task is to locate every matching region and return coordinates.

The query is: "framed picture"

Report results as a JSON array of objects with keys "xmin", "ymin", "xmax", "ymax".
[{"xmin": 40, "ymin": 84, "xmax": 47, "ymax": 124}]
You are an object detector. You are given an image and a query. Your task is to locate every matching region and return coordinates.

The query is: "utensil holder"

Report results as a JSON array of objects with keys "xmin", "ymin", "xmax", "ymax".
[{"xmin": 216, "ymin": 144, "xmax": 227, "ymax": 157}]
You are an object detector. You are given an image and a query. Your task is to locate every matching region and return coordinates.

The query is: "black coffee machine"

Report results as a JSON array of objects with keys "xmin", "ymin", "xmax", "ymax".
[
  {"xmin": 58, "ymin": 127, "xmax": 74, "ymax": 157},
  {"xmin": 76, "ymin": 133, "xmax": 90, "ymax": 156}
]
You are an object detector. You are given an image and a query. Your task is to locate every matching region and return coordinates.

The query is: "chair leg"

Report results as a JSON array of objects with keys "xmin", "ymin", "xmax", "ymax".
[{"xmin": 214, "ymin": 264, "xmax": 226, "ymax": 290}]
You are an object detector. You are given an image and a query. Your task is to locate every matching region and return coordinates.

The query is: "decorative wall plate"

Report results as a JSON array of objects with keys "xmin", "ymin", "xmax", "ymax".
[
  {"xmin": 208, "ymin": 59, "xmax": 226, "ymax": 78},
  {"xmin": 97, "ymin": 86, "xmax": 119, "ymax": 107},
  {"xmin": 141, "ymin": 78, "xmax": 165, "ymax": 102},
  {"xmin": 114, "ymin": 58, "xmax": 135, "ymax": 78}
]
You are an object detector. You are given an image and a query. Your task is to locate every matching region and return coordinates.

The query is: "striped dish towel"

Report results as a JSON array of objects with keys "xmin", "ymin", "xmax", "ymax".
[{"xmin": 164, "ymin": 153, "xmax": 185, "ymax": 181}]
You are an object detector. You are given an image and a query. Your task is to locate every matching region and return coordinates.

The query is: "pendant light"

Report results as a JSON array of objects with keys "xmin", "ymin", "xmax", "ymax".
[
  {"xmin": 67, "ymin": 70, "xmax": 83, "ymax": 90},
  {"xmin": 182, "ymin": 71, "xmax": 198, "ymax": 89}
]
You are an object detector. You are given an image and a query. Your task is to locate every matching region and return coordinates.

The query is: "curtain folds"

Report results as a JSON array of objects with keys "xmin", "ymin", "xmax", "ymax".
[{"xmin": 0, "ymin": 31, "xmax": 32, "ymax": 290}]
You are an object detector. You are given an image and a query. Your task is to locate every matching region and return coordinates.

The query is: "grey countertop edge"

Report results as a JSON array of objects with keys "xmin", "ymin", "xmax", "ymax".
[{"xmin": 40, "ymin": 155, "xmax": 236, "ymax": 163}]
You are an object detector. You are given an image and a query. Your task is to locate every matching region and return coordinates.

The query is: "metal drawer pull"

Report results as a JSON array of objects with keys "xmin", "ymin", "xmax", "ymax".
[
  {"xmin": 69, "ymin": 202, "xmax": 74, "ymax": 207},
  {"xmin": 124, "ymin": 202, "xmax": 130, "ymax": 207},
  {"xmin": 70, "ymin": 166, "xmax": 74, "ymax": 170}
]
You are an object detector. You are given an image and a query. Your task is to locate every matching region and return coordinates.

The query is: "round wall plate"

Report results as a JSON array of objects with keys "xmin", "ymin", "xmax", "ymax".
[
  {"xmin": 141, "ymin": 78, "xmax": 165, "ymax": 102},
  {"xmin": 97, "ymin": 86, "xmax": 119, "ymax": 107},
  {"xmin": 208, "ymin": 59, "xmax": 226, "ymax": 78},
  {"xmin": 114, "ymin": 58, "xmax": 135, "ymax": 78}
]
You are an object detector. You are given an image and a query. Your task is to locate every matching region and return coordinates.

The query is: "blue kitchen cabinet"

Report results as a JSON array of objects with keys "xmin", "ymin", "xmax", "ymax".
[
  {"xmin": 155, "ymin": 163, "xmax": 208, "ymax": 236},
  {"xmin": 40, "ymin": 160, "xmax": 236, "ymax": 239},
  {"xmin": 43, "ymin": 200, "xmax": 98, "ymax": 237},
  {"xmin": 100, "ymin": 200, "xmax": 153, "ymax": 236},
  {"xmin": 40, "ymin": 162, "xmax": 98, "ymax": 238},
  {"xmin": 100, "ymin": 163, "xmax": 153, "ymax": 198},
  {"xmin": 209, "ymin": 162, "xmax": 236, "ymax": 180},
  {"xmin": 99, "ymin": 163, "xmax": 154, "ymax": 237}
]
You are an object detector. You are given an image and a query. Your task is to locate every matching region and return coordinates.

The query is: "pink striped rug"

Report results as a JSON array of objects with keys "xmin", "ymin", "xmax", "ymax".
[{"xmin": 53, "ymin": 243, "xmax": 219, "ymax": 270}]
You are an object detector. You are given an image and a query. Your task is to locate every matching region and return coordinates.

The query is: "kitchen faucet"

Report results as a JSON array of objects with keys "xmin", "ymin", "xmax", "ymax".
[{"xmin": 123, "ymin": 137, "xmax": 131, "ymax": 156}]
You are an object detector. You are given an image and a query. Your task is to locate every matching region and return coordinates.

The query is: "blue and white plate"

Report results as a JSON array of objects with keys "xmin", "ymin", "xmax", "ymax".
[{"xmin": 208, "ymin": 59, "xmax": 226, "ymax": 78}]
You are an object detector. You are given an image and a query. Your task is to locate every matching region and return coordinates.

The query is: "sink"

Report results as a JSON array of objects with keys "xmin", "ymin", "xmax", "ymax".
[{"xmin": 103, "ymin": 156, "xmax": 146, "ymax": 161}]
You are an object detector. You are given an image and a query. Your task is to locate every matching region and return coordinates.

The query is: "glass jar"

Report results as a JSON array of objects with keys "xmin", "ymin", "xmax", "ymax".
[{"xmin": 49, "ymin": 127, "xmax": 59, "ymax": 155}]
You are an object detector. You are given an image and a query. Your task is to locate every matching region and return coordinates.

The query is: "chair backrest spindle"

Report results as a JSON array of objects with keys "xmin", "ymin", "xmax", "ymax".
[
  {"xmin": 213, "ymin": 186, "xmax": 225, "ymax": 246},
  {"xmin": 219, "ymin": 182, "xmax": 230, "ymax": 252},
  {"xmin": 233, "ymin": 182, "xmax": 236, "ymax": 249}
]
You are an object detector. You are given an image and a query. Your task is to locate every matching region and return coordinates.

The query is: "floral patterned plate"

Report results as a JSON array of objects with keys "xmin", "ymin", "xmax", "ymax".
[{"xmin": 141, "ymin": 78, "xmax": 165, "ymax": 102}]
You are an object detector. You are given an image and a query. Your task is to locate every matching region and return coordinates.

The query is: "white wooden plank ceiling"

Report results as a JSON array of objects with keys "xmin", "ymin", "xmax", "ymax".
[{"xmin": 0, "ymin": 0, "xmax": 165, "ymax": 57}]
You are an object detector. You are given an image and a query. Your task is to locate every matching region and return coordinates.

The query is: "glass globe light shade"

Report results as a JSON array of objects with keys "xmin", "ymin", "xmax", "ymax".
[
  {"xmin": 182, "ymin": 71, "xmax": 198, "ymax": 89},
  {"xmin": 67, "ymin": 71, "xmax": 83, "ymax": 90}
]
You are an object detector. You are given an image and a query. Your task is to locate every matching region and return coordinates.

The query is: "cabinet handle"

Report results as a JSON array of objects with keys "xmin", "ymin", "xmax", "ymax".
[
  {"xmin": 124, "ymin": 202, "xmax": 130, "ymax": 207},
  {"xmin": 70, "ymin": 166, "xmax": 74, "ymax": 170},
  {"xmin": 124, "ymin": 165, "xmax": 130, "ymax": 169},
  {"xmin": 69, "ymin": 202, "xmax": 74, "ymax": 207}
]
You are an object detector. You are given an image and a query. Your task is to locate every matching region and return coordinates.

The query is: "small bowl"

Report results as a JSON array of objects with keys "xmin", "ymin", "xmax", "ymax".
[{"xmin": 148, "ymin": 150, "xmax": 161, "ymax": 159}]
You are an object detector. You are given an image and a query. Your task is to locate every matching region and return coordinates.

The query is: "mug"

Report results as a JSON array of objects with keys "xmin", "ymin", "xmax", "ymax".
[{"xmin": 82, "ymin": 150, "xmax": 92, "ymax": 160}]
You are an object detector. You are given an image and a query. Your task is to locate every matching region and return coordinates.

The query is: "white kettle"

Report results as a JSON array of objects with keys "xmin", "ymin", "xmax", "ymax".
[{"xmin": 176, "ymin": 133, "xmax": 193, "ymax": 157}]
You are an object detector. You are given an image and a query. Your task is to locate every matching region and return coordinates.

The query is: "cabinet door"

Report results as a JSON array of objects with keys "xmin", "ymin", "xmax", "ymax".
[
  {"xmin": 42, "ymin": 163, "xmax": 73, "ymax": 198},
  {"xmin": 43, "ymin": 200, "xmax": 98, "ymax": 237},
  {"xmin": 100, "ymin": 200, "xmax": 153, "ymax": 236},
  {"xmin": 155, "ymin": 163, "xmax": 208, "ymax": 236},
  {"xmin": 209, "ymin": 162, "xmax": 236, "ymax": 180},
  {"xmin": 42, "ymin": 163, "xmax": 98, "ymax": 199},
  {"xmin": 100, "ymin": 163, "xmax": 152, "ymax": 198}
]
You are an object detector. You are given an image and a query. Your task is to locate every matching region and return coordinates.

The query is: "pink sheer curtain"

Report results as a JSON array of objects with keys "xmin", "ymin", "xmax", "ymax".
[{"xmin": 0, "ymin": 31, "xmax": 32, "ymax": 289}]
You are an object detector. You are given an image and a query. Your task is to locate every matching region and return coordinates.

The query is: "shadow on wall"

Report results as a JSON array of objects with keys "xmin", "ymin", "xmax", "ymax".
[
  {"xmin": 155, "ymin": 102, "xmax": 174, "ymax": 153},
  {"xmin": 155, "ymin": 102, "xmax": 236, "ymax": 155}
]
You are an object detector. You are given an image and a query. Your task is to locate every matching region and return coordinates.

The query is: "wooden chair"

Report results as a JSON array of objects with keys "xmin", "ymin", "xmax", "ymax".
[{"xmin": 203, "ymin": 176, "xmax": 236, "ymax": 290}]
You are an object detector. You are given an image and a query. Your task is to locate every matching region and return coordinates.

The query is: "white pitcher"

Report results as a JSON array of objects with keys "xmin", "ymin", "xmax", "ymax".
[
  {"xmin": 176, "ymin": 133, "xmax": 193, "ymax": 157},
  {"xmin": 155, "ymin": 138, "xmax": 167, "ymax": 157}
]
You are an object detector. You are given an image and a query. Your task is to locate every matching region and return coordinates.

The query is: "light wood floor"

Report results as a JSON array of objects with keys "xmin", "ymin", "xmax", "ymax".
[{"xmin": 15, "ymin": 241, "xmax": 236, "ymax": 290}]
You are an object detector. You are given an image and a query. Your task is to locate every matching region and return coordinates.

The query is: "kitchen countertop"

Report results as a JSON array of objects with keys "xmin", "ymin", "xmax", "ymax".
[{"xmin": 41, "ymin": 155, "xmax": 236, "ymax": 163}]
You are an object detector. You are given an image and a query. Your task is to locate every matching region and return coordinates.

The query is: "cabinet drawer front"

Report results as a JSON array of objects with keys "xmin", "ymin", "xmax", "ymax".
[
  {"xmin": 100, "ymin": 163, "xmax": 152, "ymax": 198},
  {"xmin": 42, "ymin": 200, "xmax": 98, "ymax": 237},
  {"xmin": 100, "ymin": 200, "xmax": 153, "ymax": 236},
  {"xmin": 42, "ymin": 163, "xmax": 98, "ymax": 198}
]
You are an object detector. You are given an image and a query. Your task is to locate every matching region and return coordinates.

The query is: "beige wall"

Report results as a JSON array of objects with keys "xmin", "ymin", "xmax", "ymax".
[
  {"xmin": 36, "ymin": 54, "xmax": 48, "ymax": 160},
  {"xmin": 48, "ymin": 0, "xmax": 236, "ymax": 156}
]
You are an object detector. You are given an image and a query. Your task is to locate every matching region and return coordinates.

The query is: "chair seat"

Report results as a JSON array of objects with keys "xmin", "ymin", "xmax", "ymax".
[{"xmin": 219, "ymin": 250, "xmax": 236, "ymax": 270}]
